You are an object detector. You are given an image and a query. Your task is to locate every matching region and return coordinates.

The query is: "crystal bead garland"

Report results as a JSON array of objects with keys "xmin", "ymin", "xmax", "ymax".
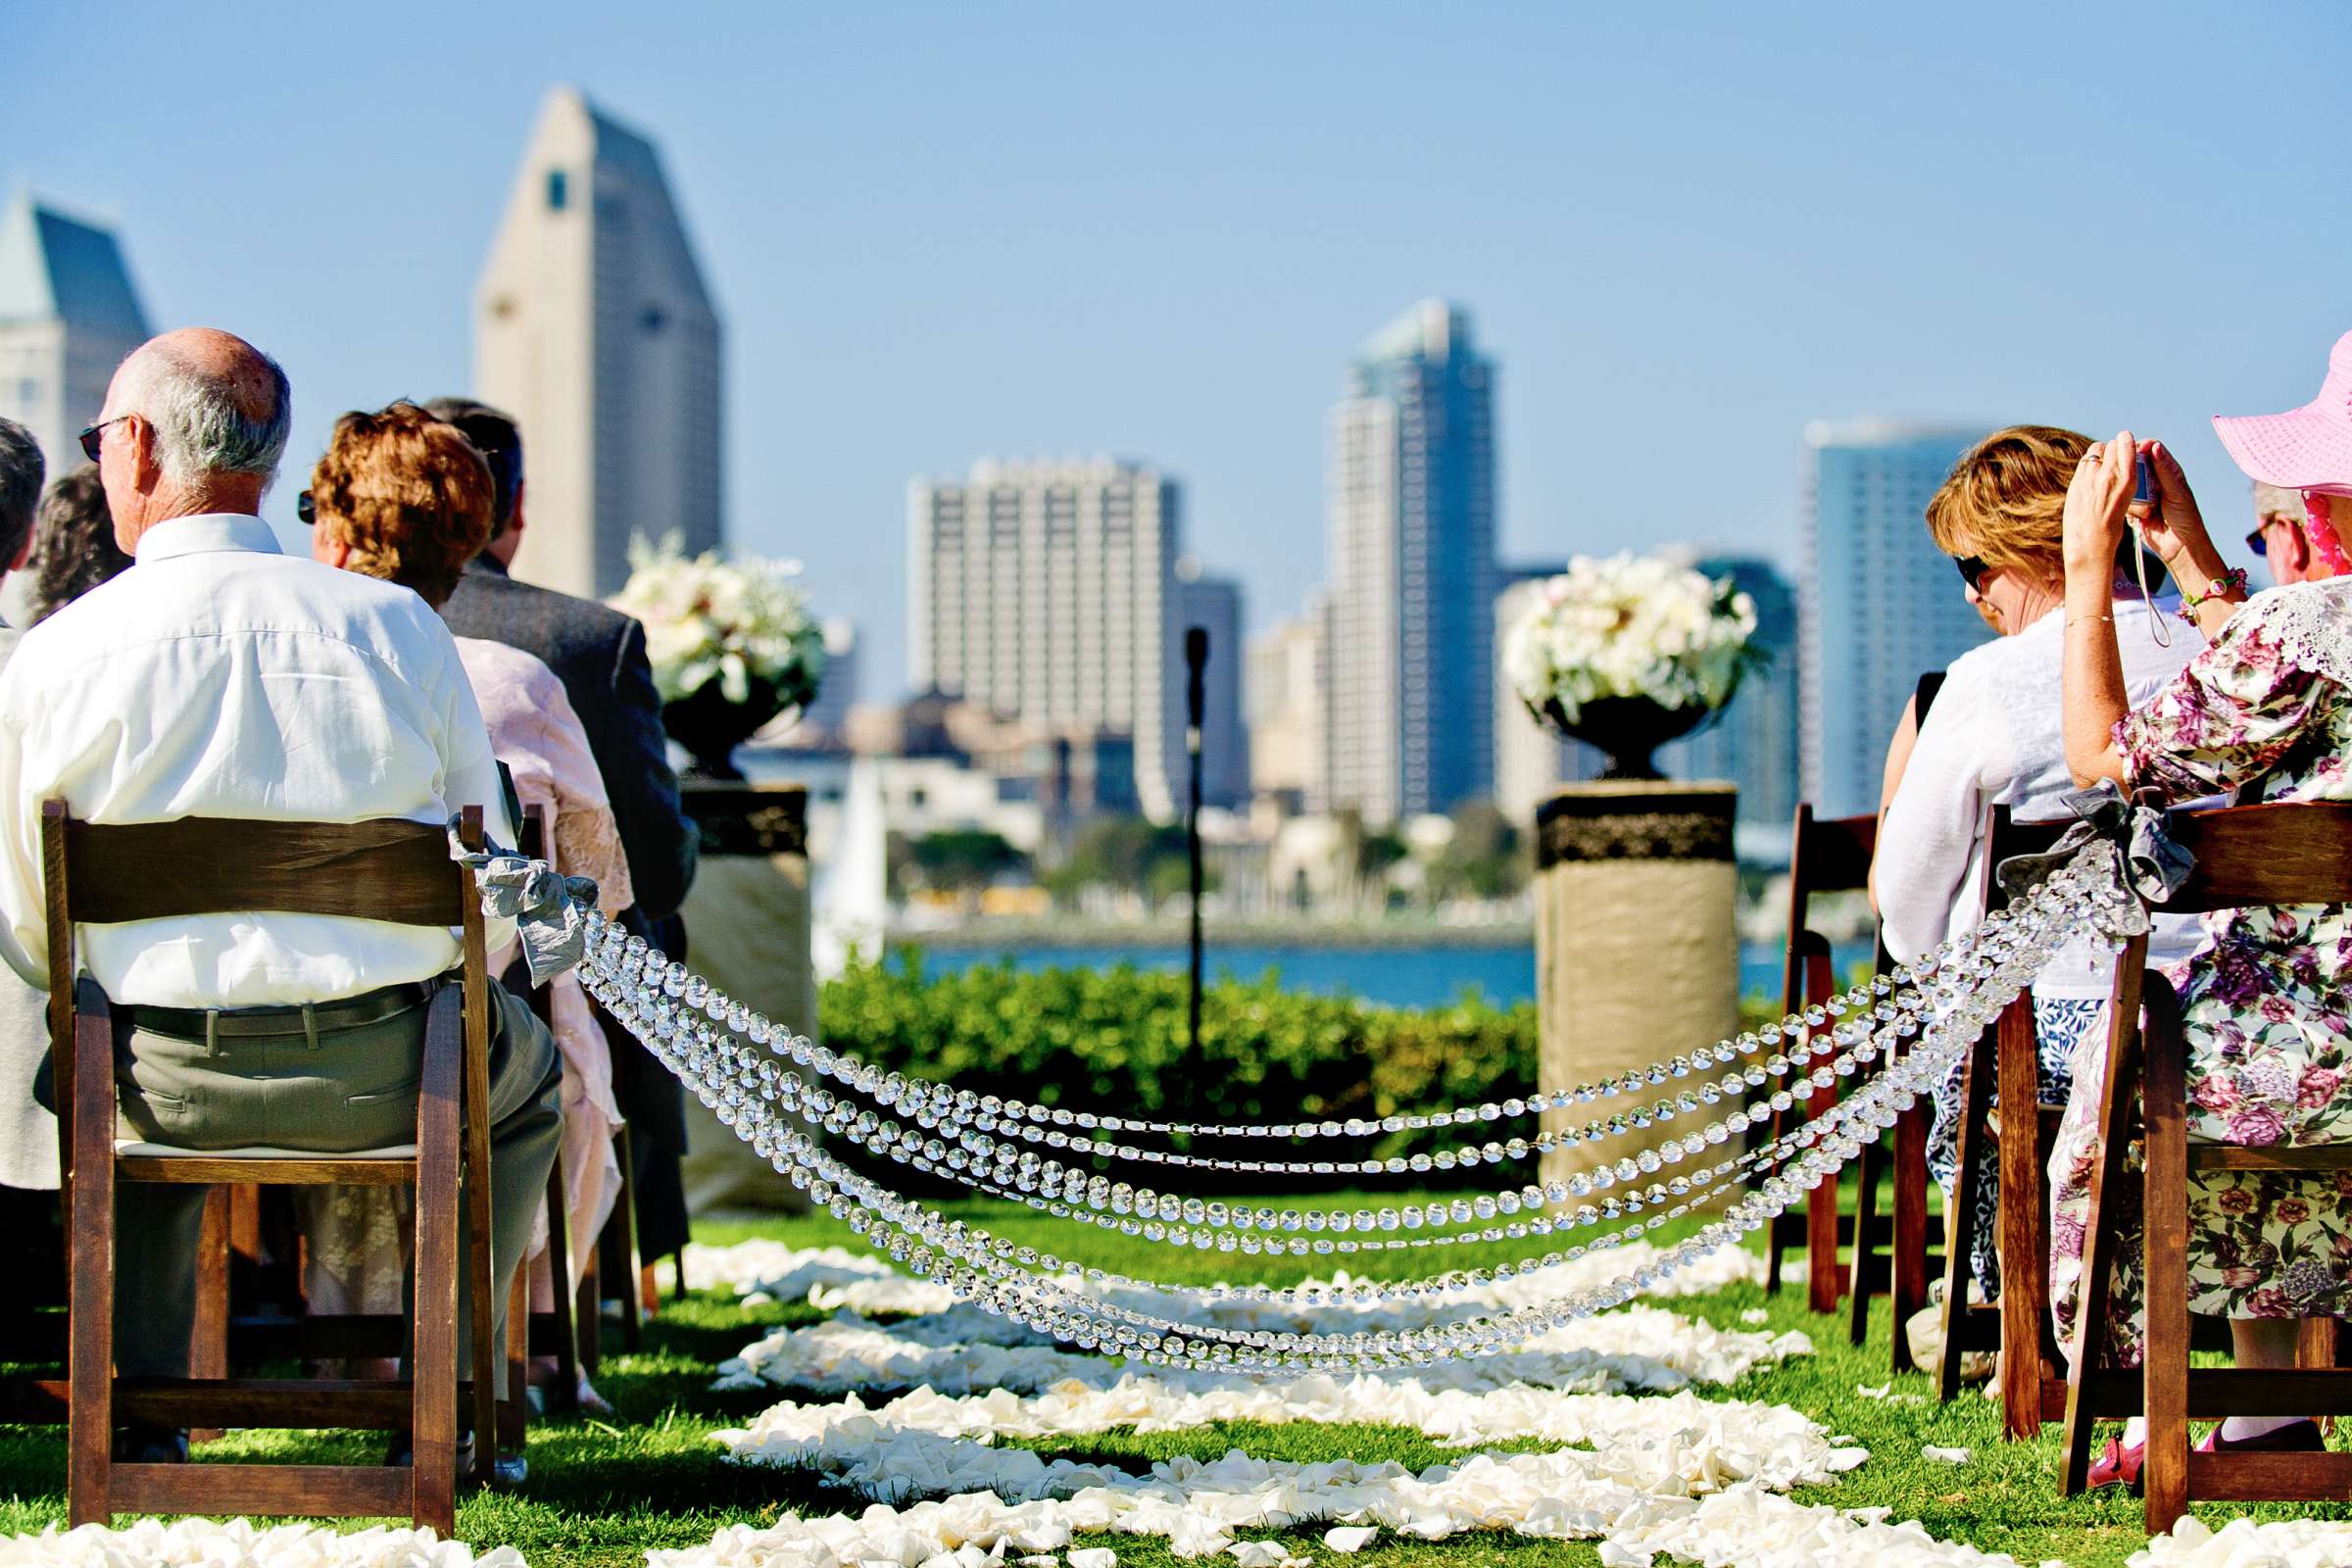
[
  {"xmin": 573, "ymin": 911, "xmax": 1962, "ymax": 1153},
  {"xmin": 571, "ymin": 881, "xmax": 2057, "ymax": 1259},
  {"xmin": 552, "ymin": 858, "xmax": 2092, "ymax": 1368}
]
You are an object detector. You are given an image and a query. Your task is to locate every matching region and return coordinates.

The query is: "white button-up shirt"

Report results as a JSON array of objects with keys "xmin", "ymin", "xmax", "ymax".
[
  {"xmin": 1878, "ymin": 593, "xmax": 2208, "ymax": 997},
  {"xmin": 0, "ymin": 514, "xmax": 516, "ymax": 1007}
]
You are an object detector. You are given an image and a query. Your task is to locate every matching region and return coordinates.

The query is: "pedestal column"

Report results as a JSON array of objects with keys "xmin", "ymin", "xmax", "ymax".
[
  {"xmin": 1535, "ymin": 780, "xmax": 1739, "ymax": 1199},
  {"xmin": 676, "ymin": 780, "xmax": 814, "ymax": 1213}
]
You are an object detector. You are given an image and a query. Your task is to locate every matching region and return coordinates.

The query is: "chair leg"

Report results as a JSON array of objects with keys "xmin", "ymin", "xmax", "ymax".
[
  {"xmin": 1890, "ymin": 1094, "xmax": 1931, "ymax": 1373},
  {"xmin": 542, "ymin": 1153, "xmax": 579, "ymax": 1413},
  {"xmin": 575, "ymin": 1250, "xmax": 602, "ymax": 1378},
  {"xmin": 610, "ymin": 1130, "xmax": 645, "ymax": 1350},
  {"xmin": 1937, "ymin": 1022, "xmax": 1995, "ymax": 1403},
  {"xmin": 2140, "ymin": 976, "xmax": 2192, "ymax": 1535},
  {"xmin": 498, "ymin": 1267, "xmax": 527, "ymax": 1457},
  {"xmin": 411, "ymin": 992, "xmax": 466, "ymax": 1537},
  {"xmin": 188, "ymin": 1185, "xmax": 230, "ymax": 1445},
  {"xmin": 1849, "ymin": 1125, "xmax": 1882, "ymax": 1347},
  {"xmin": 1995, "ymin": 999, "xmax": 2049, "ymax": 1440},
  {"xmin": 2062, "ymin": 949, "xmax": 2147, "ymax": 1494},
  {"xmin": 1802, "ymin": 948, "xmax": 1841, "ymax": 1315},
  {"xmin": 66, "ymin": 988, "xmax": 117, "ymax": 1527}
]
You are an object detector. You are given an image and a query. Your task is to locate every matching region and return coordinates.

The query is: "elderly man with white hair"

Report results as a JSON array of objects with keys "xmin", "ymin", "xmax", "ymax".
[{"xmin": 0, "ymin": 329, "xmax": 561, "ymax": 1472}]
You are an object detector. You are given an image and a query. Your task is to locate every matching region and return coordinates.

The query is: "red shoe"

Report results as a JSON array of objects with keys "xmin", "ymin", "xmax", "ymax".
[
  {"xmin": 2197, "ymin": 1419, "xmax": 2325, "ymax": 1454},
  {"xmin": 2085, "ymin": 1434, "xmax": 2146, "ymax": 1493}
]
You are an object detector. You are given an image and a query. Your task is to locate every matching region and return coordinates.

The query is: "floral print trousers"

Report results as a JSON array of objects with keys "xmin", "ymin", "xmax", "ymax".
[
  {"xmin": 1927, "ymin": 996, "xmax": 2101, "ymax": 1302},
  {"xmin": 2047, "ymin": 955, "xmax": 2352, "ymax": 1372}
]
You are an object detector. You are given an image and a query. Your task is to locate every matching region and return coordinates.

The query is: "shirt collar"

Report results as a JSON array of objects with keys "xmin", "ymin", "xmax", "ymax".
[
  {"xmin": 468, "ymin": 554, "xmax": 511, "ymax": 579},
  {"xmin": 134, "ymin": 514, "xmax": 284, "ymax": 564}
]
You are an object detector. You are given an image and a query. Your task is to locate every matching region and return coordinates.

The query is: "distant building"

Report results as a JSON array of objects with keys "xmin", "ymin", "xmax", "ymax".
[
  {"xmin": 1492, "ymin": 567, "xmax": 1602, "ymax": 824},
  {"xmin": 1658, "ymin": 555, "xmax": 1800, "ymax": 855},
  {"xmin": 1247, "ymin": 607, "xmax": 1327, "ymax": 810},
  {"xmin": 908, "ymin": 457, "xmax": 1186, "ymax": 819},
  {"xmin": 1176, "ymin": 559, "xmax": 1249, "ymax": 808},
  {"xmin": 1323, "ymin": 299, "xmax": 1498, "ymax": 825},
  {"xmin": 0, "ymin": 195, "xmax": 150, "ymax": 479},
  {"xmin": 797, "ymin": 618, "xmax": 859, "ymax": 742},
  {"xmin": 475, "ymin": 85, "xmax": 722, "ymax": 599},
  {"xmin": 1800, "ymin": 422, "xmax": 1990, "ymax": 818}
]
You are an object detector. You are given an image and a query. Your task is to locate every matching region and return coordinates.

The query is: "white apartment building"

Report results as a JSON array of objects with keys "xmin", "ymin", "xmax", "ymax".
[
  {"xmin": 1246, "ymin": 609, "xmax": 1326, "ymax": 805},
  {"xmin": 0, "ymin": 195, "xmax": 150, "ymax": 482},
  {"xmin": 474, "ymin": 85, "xmax": 722, "ymax": 599},
  {"xmin": 908, "ymin": 458, "xmax": 1186, "ymax": 820}
]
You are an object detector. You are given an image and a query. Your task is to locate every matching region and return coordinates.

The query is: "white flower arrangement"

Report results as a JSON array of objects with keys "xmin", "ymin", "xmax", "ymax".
[
  {"xmin": 1504, "ymin": 553, "xmax": 1759, "ymax": 728},
  {"xmin": 608, "ymin": 534, "xmax": 826, "ymax": 711}
]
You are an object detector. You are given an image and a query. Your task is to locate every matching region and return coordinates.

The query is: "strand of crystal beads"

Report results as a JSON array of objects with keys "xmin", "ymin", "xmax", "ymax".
[
  {"xmin": 621, "ymin": 975, "xmax": 1992, "ymax": 1366},
  {"xmin": 568, "ymin": 869, "xmax": 2079, "ymax": 1316},
  {"xmin": 574, "ymin": 916, "xmax": 1945, "ymax": 1150},
  {"xmin": 686, "ymin": 980, "xmax": 1909, "ymax": 1263},
  {"xmin": 583, "ymin": 906, "xmax": 1947, "ymax": 1189},
  {"xmin": 746, "ymin": 954, "xmax": 2003, "ymax": 1349},
  {"xmin": 585, "ymin": 966, "xmax": 1899, "ymax": 1261},
  {"xmin": 573, "ymin": 869, "xmax": 2079, "ymax": 1353},
  {"xmin": 576, "ymin": 906, "xmax": 1989, "ymax": 1252}
]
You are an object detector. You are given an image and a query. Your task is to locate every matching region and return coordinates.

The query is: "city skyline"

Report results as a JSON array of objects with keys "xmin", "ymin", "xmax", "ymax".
[{"xmin": 7, "ymin": 4, "xmax": 2341, "ymax": 703}]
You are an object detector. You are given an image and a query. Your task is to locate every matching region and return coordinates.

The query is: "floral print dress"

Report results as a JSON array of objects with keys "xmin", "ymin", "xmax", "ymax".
[{"xmin": 2050, "ymin": 579, "xmax": 2352, "ymax": 1368}]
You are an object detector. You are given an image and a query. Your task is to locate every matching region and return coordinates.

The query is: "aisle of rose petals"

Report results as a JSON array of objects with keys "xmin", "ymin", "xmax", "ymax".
[{"xmin": 11, "ymin": 1239, "xmax": 2352, "ymax": 1568}]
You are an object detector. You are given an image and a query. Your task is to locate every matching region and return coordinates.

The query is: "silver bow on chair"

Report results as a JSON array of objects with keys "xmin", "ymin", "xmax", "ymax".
[
  {"xmin": 1993, "ymin": 780, "xmax": 2193, "ymax": 941},
  {"xmin": 446, "ymin": 817, "xmax": 601, "ymax": 983}
]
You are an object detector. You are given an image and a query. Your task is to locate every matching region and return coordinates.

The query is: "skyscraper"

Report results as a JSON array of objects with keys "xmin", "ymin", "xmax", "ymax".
[
  {"xmin": 1246, "ymin": 609, "xmax": 1326, "ymax": 809},
  {"xmin": 908, "ymin": 458, "xmax": 1186, "ymax": 820},
  {"xmin": 1658, "ymin": 555, "xmax": 1800, "ymax": 854},
  {"xmin": 1176, "ymin": 559, "xmax": 1250, "ymax": 808},
  {"xmin": 1323, "ymin": 300, "xmax": 1497, "ymax": 826},
  {"xmin": 0, "ymin": 195, "xmax": 150, "ymax": 479},
  {"xmin": 474, "ymin": 85, "xmax": 722, "ymax": 600},
  {"xmin": 1799, "ymin": 422, "xmax": 1990, "ymax": 818}
]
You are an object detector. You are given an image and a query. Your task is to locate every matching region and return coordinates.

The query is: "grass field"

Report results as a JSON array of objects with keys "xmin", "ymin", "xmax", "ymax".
[{"xmin": 1, "ymin": 1195, "xmax": 2347, "ymax": 1567}]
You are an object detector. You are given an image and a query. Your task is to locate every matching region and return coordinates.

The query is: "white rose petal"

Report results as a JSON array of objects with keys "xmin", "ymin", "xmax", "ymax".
[{"xmin": 1322, "ymin": 1527, "xmax": 1378, "ymax": 1553}]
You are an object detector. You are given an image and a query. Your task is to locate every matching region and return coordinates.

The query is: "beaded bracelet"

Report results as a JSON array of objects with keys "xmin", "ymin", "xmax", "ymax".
[{"xmin": 2178, "ymin": 566, "xmax": 2249, "ymax": 619}]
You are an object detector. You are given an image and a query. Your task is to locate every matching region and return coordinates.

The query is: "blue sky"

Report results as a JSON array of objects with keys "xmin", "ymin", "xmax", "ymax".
[{"xmin": 6, "ymin": 1, "xmax": 2347, "ymax": 700}]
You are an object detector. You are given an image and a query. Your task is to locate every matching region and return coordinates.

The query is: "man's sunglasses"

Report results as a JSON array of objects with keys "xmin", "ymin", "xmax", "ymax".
[
  {"xmin": 297, "ymin": 492, "xmax": 316, "ymax": 525},
  {"xmin": 1954, "ymin": 555, "xmax": 1989, "ymax": 592},
  {"xmin": 76, "ymin": 416, "xmax": 129, "ymax": 464}
]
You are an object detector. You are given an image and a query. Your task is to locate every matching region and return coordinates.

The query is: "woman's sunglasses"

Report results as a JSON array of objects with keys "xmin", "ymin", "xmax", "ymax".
[{"xmin": 1954, "ymin": 556, "xmax": 1989, "ymax": 592}]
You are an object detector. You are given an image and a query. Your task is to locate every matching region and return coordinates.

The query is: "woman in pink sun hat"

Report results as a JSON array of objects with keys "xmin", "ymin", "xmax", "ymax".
[{"xmin": 2048, "ymin": 329, "xmax": 2352, "ymax": 1490}]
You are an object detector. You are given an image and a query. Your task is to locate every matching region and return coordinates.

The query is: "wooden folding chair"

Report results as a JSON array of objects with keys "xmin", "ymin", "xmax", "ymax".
[
  {"xmin": 2062, "ymin": 799, "xmax": 2352, "ymax": 1532},
  {"xmin": 50, "ymin": 804, "xmax": 502, "ymax": 1533},
  {"xmin": 1767, "ymin": 805, "xmax": 1940, "ymax": 1341},
  {"xmin": 1935, "ymin": 807, "xmax": 2071, "ymax": 1431}
]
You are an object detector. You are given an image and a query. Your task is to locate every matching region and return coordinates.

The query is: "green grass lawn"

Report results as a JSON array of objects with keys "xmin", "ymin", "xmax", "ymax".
[{"xmin": 2, "ymin": 1192, "xmax": 2348, "ymax": 1567}]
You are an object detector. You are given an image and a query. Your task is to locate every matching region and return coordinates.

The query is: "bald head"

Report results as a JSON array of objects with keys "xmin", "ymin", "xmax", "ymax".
[{"xmin": 95, "ymin": 328, "xmax": 291, "ymax": 549}]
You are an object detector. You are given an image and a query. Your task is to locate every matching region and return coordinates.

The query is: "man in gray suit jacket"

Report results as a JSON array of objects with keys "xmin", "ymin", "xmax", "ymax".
[{"xmin": 426, "ymin": 398, "xmax": 699, "ymax": 1266}]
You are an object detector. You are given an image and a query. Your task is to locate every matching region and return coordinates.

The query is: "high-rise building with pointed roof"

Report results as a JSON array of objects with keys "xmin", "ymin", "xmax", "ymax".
[
  {"xmin": 0, "ymin": 195, "xmax": 151, "ymax": 479},
  {"xmin": 474, "ymin": 86, "xmax": 722, "ymax": 599}
]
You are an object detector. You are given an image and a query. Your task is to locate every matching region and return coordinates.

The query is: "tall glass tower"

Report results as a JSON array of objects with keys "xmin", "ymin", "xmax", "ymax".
[
  {"xmin": 1799, "ymin": 422, "xmax": 1991, "ymax": 819},
  {"xmin": 1323, "ymin": 300, "xmax": 1497, "ymax": 825}
]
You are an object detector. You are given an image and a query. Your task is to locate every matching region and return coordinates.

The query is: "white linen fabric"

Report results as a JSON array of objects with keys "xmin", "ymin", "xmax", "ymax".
[
  {"xmin": 1877, "ymin": 592, "xmax": 2207, "ymax": 999},
  {"xmin": 0, "ymin": 615, "xmax": 55, "ymax": 1190},
  {"xmin": 0, "ymin": 513, "xmax": 516, "ymax": 1007}
]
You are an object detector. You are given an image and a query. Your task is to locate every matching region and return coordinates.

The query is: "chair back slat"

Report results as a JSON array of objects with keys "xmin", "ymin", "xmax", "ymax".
[
  {"xmin": 2157, "ymin": 800, "xmax": 2352, "ymax": 913},
  {"xmin": 55, "ymin": 812, "xmax": 462, "ymax": 926},
  {"xmin": 1791, "ymin": 806, "xmax": 1876, "ymax": 900}
]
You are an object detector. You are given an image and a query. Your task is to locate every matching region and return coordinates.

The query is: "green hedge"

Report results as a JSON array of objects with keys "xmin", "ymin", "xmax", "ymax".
[{"xmin": 819, "ymin": 949, "xmax": 1537, "ymax": 1189}]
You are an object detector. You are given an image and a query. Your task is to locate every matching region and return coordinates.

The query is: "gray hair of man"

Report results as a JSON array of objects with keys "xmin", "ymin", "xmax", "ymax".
[
  {"xmin": 2253, "ymin": 480, "xmax": 2309, "ymax": 523},
  {"xmin": 113, "ymin": 339, "xmax": 293, "ymax": 490},
  {"xmin": 0, "ymin": 417, "xmax": 44, "ymax": 568}
]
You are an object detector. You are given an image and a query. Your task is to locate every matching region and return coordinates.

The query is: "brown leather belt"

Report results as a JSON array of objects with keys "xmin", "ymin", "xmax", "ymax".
[{"xmin": 119, "ymin": 978, "xmax": 441, "ymax": 1041}]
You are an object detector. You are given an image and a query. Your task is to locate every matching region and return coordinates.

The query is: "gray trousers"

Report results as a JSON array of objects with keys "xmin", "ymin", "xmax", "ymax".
[{"xmin": 107, "ymin": 979, "xmax": 563, "ymax": 1392}]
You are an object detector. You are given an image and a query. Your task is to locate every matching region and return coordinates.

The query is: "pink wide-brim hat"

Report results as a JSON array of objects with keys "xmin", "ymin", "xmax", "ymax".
[{"xmin": 2213, "ymin": 329, "xmax": 2352, "ymax": 494}]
